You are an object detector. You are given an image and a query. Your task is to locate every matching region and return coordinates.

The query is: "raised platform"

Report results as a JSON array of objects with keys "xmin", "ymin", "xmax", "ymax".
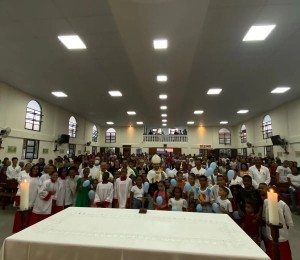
[{"xmin": 1, "ymin": 207, "xmax": 269, "ymax": 260}]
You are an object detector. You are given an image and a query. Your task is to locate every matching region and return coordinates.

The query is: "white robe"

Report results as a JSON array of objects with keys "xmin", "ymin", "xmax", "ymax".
[
  {"xmin": 147, "ymin": 169, "xmax": 167, "ymax": 183},
  {"xmin": 114, "ymin": 178, "xmax": 132, "ymax": 208},
  {"xmin": 94, "ymin": 182, "xmax": 114, "ymax": 207},
  {"xmin": 65, "ymin": 176, "xmax": 77, "ymax": 206},
  {"xmin": 55, "ymin": 178, "xmax": 66, "ymax": 207},
  {"xmin": 32, "ymin": 179, "xmax": 59, "ymax": 215},
  {"xmin": 16, "ymin": 176, "xmax": 39, "ymax": 209},
  {"xmin": 39, "ymin": 174, "xmax": 50, "ymax": 186}
]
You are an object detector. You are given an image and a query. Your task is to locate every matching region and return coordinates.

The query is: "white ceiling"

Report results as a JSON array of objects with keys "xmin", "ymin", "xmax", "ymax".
[{"xmin": 0, "ymin": 0, "xmax": 300, "ymax": 127}]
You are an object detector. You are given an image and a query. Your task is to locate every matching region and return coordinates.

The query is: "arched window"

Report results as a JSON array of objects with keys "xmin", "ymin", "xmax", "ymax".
[
  {"xmin": 25, "ymin": 100, "xmax": 42, "ymax": 131},
  {"xmin": 219, "ymin": 128, "xmax": 231, "ymax": 145},
  {"xmin": 92, "ymin": 125, "xmax": 98, "ymax": 142},
  {"xmin": 240, "ymin": 124, "xmax": 247, "ymax": 143},
  {"xmin": 68, "ymin": 116, "xmax": 77, "ymax": 138},
  {"xmin": 262, "ymin": 115, "xmax": 272, "ymax": 139},
  {"xmin": 105, "ymin": 128, "xmax": 116, "ymax": 143}
]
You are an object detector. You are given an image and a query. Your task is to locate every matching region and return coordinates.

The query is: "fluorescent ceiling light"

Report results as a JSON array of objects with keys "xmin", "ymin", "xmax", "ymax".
[
  {"xmin": 161, "ymin": 114, "xmax": 167, "ymax": 117},
  {"xmin": 57, "ymin": 35, "xmax": 86, "ymax": 49},
  {"xmin": 194, "ymin": 110, "xmax": 204, "ymax": 114},
  {"xmin": 153, "ymin": 39, "xmax": 168, "ymax": 49},
  {"xmin": 187, "ymin": 121, "xmax": 194, "ymax": 125},
  {"xmin": 162, "ymin": 119, "xmax": 167, "ymax": 122},
  {"xmin": 237, "ymin": 110, "xmax": 249, "ymax": 114},
  {"xmin": 127, "ymin": 111, "xmax": 136, "ymax": 115},
  {"xmin": 207, "ymin": 88, "xmax": 222, "ymax": 95},
  {"xmin": 106, "ymin": 122, "xmax": 114, "ymax": 125},
  {"xmin": 220, "ymin": 121, "xmax": 228, "ymax": 124},
  {"xmin": 160, "ymin": 106, "xmax": 167, "ymax": 110},
  {"xmin": 243, "ymin": 25, "xmax": 276, "ymax": 41},
  {"xmin": 51, "ymin": 91, "xmax": 68, "ymax": 97},
  {"xmin": 271, "ymin": 87, "xmax": 291, "ymax": 94},
  {"xmin": 162, "ymin": 124, "xmax": 167, "ymax": 127},
  {"xmin": 108, "ymin": 91, "xmax": 122, "ymax": 97},
  {"xmin": 157, "ymin": 75, "xmax": 168, "ymax": 82},
  {"xmin": 136, "ymin": 122, "xmax": 143, "ymax": 125},
  {"xmin": 159, "ymin": 94, "xmax": 167, "ymax": 99}
]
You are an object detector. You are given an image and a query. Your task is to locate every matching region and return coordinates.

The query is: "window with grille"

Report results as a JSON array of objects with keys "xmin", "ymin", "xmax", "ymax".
[
  {"xmin": 105, "ymin": 128, "xmax": 116, "ymax": 143},
  {"xmin": 68, "ymin": 116, "xmax": 77, "ymax": 138},
  {"xmin": 68, "ymin": 144, "xmax": 76, "ymax": 158},
  {"xmin": 23, "ymin": 139, "xmax": 39, "ymax": 159},
  {"xmin": 262, "ymin": 115, "xmax": 272, "ymax": 139},
  {"xmin": 25, "ymin": 100, "xmax": 42, "ymax": 131},
  {"xmin": 219, "ymin": 128, "xmax": 231, "ymax": 145},
  {"xmin": 92, "ymin": 125, "xmax": 98, "ymax": 142},
  {"xmin": 240, "ymin": 124, "xmax": 247, "ymax": 143}
]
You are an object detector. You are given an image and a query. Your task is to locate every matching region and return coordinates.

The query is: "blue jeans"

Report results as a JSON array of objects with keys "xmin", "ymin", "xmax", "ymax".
[
  {"xmin": 132, "ymin": 198, "xmax": 143, "ymax": 209},
  {"xmin": 289, "ymin": 188, "xmax": 298, "ymax": 212}
]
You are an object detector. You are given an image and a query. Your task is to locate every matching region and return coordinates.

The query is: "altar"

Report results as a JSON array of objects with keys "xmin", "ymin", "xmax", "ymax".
[{"xmin": 1, "ymin": 207, "xmax": 269, "ymax": 260}]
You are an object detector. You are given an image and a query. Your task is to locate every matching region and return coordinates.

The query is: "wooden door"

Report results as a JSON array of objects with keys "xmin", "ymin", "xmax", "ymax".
[
  {"xmin": 173, "ymin": 148, "xmax": 182, "ymax": 156},
  {"xmin": 149, "ymin": 147, "xmax": 157, "ymax": 155}
]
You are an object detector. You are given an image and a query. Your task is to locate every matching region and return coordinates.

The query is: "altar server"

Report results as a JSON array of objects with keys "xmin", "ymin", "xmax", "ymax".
[
  {"xmin": 52, "ymin": 167, "xmax": 67, "ymax": 214},
  {"xmin": 30, "ymin": 171, "xmax": 59, "ymax": 225},
  {"xmin": 65, "ymin": 167, "xmax": 78, "ymax": 207},
  {"xmin": 95, "ymin": 172, "xmax": 114, "ymax": 208},
  {"xmin": 114, "ymin": 168, "xmax": 132, "ymax": 208},
  {"xmin": 12, "ymin": 165, "xmax": 40, "ymax": 232}
]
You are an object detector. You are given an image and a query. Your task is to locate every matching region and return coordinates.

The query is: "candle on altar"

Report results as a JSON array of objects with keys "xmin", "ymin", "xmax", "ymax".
[
  {"xmin": 20, "ymin": 179, "xmax": 29, "ymax": 211},
  {"xmin": 267, "ymin": 188, "xmax": 279, "ymax": 225}
]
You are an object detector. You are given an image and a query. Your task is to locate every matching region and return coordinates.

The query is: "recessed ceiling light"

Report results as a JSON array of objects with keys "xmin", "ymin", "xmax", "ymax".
[
  {"xmin": 160, "ymin": 106, "xmax": 167, "ymax": 110},
  {"xmin": 161, "ymin": 114, "xmax": 167, "ymax": 117},
  {"xmin": 194, "ymin": 110, "xmax": 204, "ymax": 114},
  {"xmin": 136, "ymin": 122, "xmax": 143, "ymax": 125},
  {"xmin": 108, "ymin": 91, "xmax": 122, "ymax": 97},
  {"xmin": 57, "ymin": 35, "xmax": 87, "ymax": 49},
  {"xmin": 157, "ymin": 75, "xmax": 168, "ymax": 82},
  {"xmin": 162, "ymin": 119, "xmax": 167, "ymax": 122},
  {"xmin": 271, "ymin": 87, "xmax": 291, "ymax": 94},
  {"xmin": 243, "ymin": 25, "xmax": 276, "ymax": 41},
  {"xmin": 220, "ymin": 121, "xmax": 228, "ymax": 124},
  {"xmin": 237, "ymin": 110, "xmax": 249, "ymax": 114},
  {"xmin": 153, "ymin": 39, "xmax": 168, "ymax": 49},
  {"xmin": 51, "ymin": 91, "xmax": 68, "ymax": 97},
  {"xmin": 106, "ymin": 122, "xmax": 114, "ymax": 125},
  {"xmin": 207, "ymin": 88, "xmax": 222, "ymax": 95},
  {"xmin": 159, "ymin": 94, "xmax": 168, "ymax": 99},
  {"xmin": 162, "ymin": 124, "xmax": 167, "ymax": 127},
  {"xmin": 187, "ymin": 121, "xmax": 194, "ymax": 125},
  {"xmin": 127, "ymin": 111, "xmax": 136, "ymax": 115}
]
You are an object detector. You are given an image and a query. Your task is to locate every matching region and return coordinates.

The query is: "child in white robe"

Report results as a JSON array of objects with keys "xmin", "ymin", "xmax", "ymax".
[
  {"xmin": 30, "ymin": 172, "xmax": 59, "ymax": 225},
  {"xmin": 114, "ymin": 168, "xmax": 132, "ymax": 208},
  {"xmin": 52, "ymin": 167, "xmax": 67, "ymax": 214},
  {"xmin": 65, "ymin": 167, "xmax": 78, "ymax": 207},
  {"xmin": 95, "ymin": 172, "xmax": 113, "ymax": 208}
]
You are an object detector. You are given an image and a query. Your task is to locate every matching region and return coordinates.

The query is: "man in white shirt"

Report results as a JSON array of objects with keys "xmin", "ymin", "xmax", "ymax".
[
  {"xmin": 168, "ymin": 162, "xmax": 181, "ymax": 178},
  {"xmin": 191, "ymin": 159, "xmax": 206, "ymax": 176},
  {"xmin": 118, "ymin": 159, "xmax": 135, "ymax": 177},
  {"xmin": 87, "ymin": 159, "xmax": 100, "ymax": 179},
  {"xmin": 94, "ymin": 156, "xmax": 101, "ymax": 171},
  {"xmin": 6, "ymin": 157, "xmax": 21, "ymax": 180},
  {"xmin": 276, "ymin": 160, "xmax": 291, "ymax": 184},
  {"xmin": 249, "ymin": 158, "xmax": 270, "ymax": 186},
  {"xmin": 95, "ymin": 162, "xmax": 114, "ymax": 182}
]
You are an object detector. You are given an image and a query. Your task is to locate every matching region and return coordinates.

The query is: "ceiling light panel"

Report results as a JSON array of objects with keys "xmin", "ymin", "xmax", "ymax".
[
  {"xmin": 153, "ymin": 39, "xmax": 168, "ymax": 49},
  {"xmin": 243, "ymin": 25, "xmax": 276, "ymax": 41},
  {"xmin": 136, "ymin": 122, "xmax": 143, "ymax": 125},
  {"xmin": 51, "ymin": 91, "xmax": 68, "ymax": 97},
  {"xmin": 207, "ymin": 88, "xmax": 222, "ymax": 95},
  {"xmin": 58, "ymin": 35, "xmax": 87, "ymax": 49},
  {"xmin": 108, "ymin": 91, "xmax": 122, "ymax": 97},
  {"xmin": 157, "ymin": 75, "xmax": 168, "ymax": 82},
  {"xmin": 127, "ymin": 111, "xmax": 136, "ymax": 115},
  {"xmin": 160, "ymin": 106, "xmax": 167, "ymax": 110},
  {"xmin": 220, "ymin": 121, "xmax": 228, "ymax": 124},
  {"xmin": 194, "ymin": 110, "xmax": 204, "ymax": 114},
  {"xmin": 159, "ymin": 94, "xmax": 167, "ymax": 99},
  {"xmin": 237, "ymin": 110, "xmax": 249, "ymax": 114},
  {"xmin": 271, "ymin": 87, "xmax": 291, "ymax": 94},
  {"xmin": 106, "ymin": 122, "xmax": 114, "ymax": 125}
]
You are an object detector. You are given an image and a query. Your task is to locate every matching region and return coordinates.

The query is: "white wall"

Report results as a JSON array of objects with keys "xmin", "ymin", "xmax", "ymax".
[
  {"xmin": 1, "ymin": 81, "xmax": 300, "ymax": 163},
  {"xmin": 235, "ymin": 98, "xmax": 300, "ymax": 163}
]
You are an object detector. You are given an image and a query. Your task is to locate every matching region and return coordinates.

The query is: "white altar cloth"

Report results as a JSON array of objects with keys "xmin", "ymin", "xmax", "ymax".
[{"xmin": 1, "ymin": 207, "xmax": 269, "ymax": 260}]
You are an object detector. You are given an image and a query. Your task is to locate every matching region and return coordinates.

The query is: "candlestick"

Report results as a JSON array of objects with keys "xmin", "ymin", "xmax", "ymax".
[
  {"xmin": 20, "ymin": 180, "xmax": 29, "ymax": 210},
  {"xmin": 267, "ymin": 222, "xmax": 283, "ymax": 260},
  {"xmin": 267, "ymin": 189, "xmax": 279, "ymax": 225}
]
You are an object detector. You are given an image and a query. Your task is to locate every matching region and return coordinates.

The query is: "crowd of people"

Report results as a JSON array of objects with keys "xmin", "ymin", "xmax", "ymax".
[{"xmin": 0, "ymin": 152, "xmax": 299, "ymax": 260}]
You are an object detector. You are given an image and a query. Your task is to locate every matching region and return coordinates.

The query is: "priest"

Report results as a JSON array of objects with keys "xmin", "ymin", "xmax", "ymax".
[{"xmin": 147, "ymin": 154, "xmax": 167, "ymax": 184}]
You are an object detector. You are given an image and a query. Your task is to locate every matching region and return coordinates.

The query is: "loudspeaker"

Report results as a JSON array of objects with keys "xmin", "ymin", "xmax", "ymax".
[
  {"xmin": 270, "ymin": 135, "xmax": 284, "ymax": 146},
  {"xmin": 57, "ymin": 134, "xmax": 70, "ymax": 144}
]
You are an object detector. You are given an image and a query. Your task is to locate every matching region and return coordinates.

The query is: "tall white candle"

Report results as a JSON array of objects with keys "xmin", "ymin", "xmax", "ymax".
[
  {"xmin": 267, "ymin": 189, "xmax": 279, "ymax": 225},
  {"xmin": 20, "ymin": 180, "xmax": 29, "ymax": 211}
]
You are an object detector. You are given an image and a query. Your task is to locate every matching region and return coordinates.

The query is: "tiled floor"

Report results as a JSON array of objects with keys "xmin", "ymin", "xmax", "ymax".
[{"xmin": 0, "ymin": 204, "xmax": 299, "ymax": 258}]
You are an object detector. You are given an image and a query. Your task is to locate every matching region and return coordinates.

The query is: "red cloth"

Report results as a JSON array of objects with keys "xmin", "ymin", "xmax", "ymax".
[
  {"xmin": 51, "ymin": 205, "xmax": 64, "ymax": 215},
  {"xmin": 14, "ymin": 195, "xmax": 20, "ymax": 204},
  {"xmin": 12, "ymin": 210, "xmax": 32, "ymax": 233},
  {"xmin": 243, "ymin": 213, "xmax": 260, "ymax": 239},
  {"xmin": 29, "ymin": 212, "xmax": 50, "ymax": 226},
  {"xmin": 96, "ymin": 201, "xmax": 110, "ymax": 208},
  {"xmin": 43, "ymin": 192, "xmax": 52, "ymax": 201},
  {"xmin": 267, "ymin": 239, "xmax": 292, "ymax": 260}
]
